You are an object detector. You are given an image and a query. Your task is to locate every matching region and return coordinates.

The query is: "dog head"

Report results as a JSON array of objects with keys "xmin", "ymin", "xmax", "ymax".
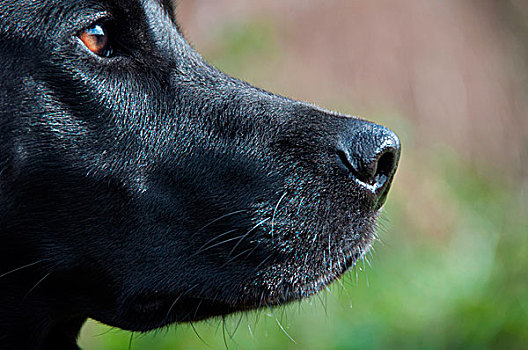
[{"xmin": 0, "ymin": 0, "xmax": 400, "ymax": 343}]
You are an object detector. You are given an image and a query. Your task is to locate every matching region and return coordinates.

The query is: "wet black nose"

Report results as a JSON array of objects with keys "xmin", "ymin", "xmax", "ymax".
[{"xmin": 336, "ymin": 121, "xmax": 401, "ymax": 208}]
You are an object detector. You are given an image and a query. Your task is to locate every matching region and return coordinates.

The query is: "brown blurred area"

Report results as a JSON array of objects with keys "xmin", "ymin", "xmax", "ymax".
[{"xmin": 175, "ymin": 0, "xmax": 528, "ymax": 182}]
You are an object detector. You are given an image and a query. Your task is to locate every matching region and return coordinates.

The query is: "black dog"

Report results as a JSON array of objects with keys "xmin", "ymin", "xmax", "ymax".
[{"xmin": 0, "ymin": 1, "xmax": 400, "ymax": 348}]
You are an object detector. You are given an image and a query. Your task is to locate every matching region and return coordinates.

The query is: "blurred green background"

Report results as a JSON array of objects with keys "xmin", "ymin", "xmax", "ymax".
[{"xmin": 79, "ymin": 0, "xmax": 528, "ymax": 348}]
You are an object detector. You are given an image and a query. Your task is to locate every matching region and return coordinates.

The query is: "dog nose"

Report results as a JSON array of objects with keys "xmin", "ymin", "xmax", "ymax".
[{"xmin": 336, "ymin": 121, "xmax": 401, "ymax": 207}]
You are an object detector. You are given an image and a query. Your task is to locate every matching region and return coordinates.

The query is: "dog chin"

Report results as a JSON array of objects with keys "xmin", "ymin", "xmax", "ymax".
[
  {"xmin": 254, "ymin": 230, "xmax": 375, "ymax": 301},
  {"xmin": 102, "ymin": 296, "xmax": 236, "ymax": 332},
  {"xmin": 107, "ymin": 222, "xmax": 375, "ymax": 332}
]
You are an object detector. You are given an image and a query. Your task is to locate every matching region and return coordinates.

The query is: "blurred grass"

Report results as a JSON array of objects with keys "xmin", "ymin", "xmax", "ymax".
[
  {"xmin": 79, "ymin": 18, "xmax": 528, "ymax": 349},
  {"xmin": 201, "ymin": 19, "xmax": 281, "ymax": 85}
]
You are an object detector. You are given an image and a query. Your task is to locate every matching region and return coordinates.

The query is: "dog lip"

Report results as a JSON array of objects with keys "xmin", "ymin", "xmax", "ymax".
[
  {"xmin": 133, "ymin": 295, "xmax": 172, "ymax": 314},
  {"xmin": 119, "ymin": 227, "xmax": 375, "ymax": 328},
  {"xmin": 242, "ymin": 231, "xmax": 375, "ymax": 305},
  {"xmin": 127, "ymin": 293, "xmax": 238, "ymax": 324}
]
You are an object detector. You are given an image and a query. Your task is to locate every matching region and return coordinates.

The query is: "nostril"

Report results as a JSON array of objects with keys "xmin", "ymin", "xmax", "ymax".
[
  {"xmin": 337, "ymin": 149, "xmax": 381, "ymax": 186},
  {"xmin": 376, "ymin": 150, "xmax": 396, "ymax": 179},
  {"xmin": 337, "ymin": 150, "xmax": 355, "ymax": 174},
  {"xmin": 337, "ymin": 148, "xmax": 397, "ymax": 187}
]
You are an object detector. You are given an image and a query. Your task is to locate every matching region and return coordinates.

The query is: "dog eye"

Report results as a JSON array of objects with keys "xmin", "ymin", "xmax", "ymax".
[{"xmin": 79, "ymin": 23, "xmax": 112, "ymax": 57}]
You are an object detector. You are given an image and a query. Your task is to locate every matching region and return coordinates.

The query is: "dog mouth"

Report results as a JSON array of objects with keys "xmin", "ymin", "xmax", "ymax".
[
  {"xmin": 122, "ymin": 254, "xmax": 366, "ymax": 331},
  {"xmin": 121, "ymin": 295, "xmax": 238, "ymax": 331},
  {"xmin": 119, "ymin": 223, "xmax": 375, "ymax": 331},
  {"xmin": 250, "ymin": 224, "xmax": 376, "ymax": 303},
  {"xmin": 109, "ymin": 183, "xmax": 382, "ymax": 331}
]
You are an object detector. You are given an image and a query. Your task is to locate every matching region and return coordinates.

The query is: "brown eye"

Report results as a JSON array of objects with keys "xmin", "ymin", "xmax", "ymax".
[{"xmin": 79, "ymin": 24, "xmax": 112, "ymax": 57}]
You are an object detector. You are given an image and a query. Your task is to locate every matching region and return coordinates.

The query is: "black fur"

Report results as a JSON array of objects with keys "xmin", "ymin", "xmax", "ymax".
[{"xmin": 0, "ymin": 1, "xmax": 400, "ymax": 349}]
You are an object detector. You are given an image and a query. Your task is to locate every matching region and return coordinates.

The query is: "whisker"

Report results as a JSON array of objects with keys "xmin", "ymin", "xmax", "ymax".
[
  {"xmin": 243, "ymin": 240, "xmax": 264, "ymax": 260},
  {"xmin": 221, "ymin": 316, "xmax": 229, "ymax": 349},
  {"xmin": 228, "ymin": 218, "xmax": 270, "ymax": 257},
  {"xmin": 23, "ymin": 272, "xmax": 51, "ymax": 300},
  {"xmin": 95, "ymin": 326, "xmax": 118, "ymax": 337},
  {"xmin": 189, "ymin": 320, "xmax": 208, "ymax": 346},
  {"xmin": 231, "ymin": 313, "xmax": 244, "ymax": 338},
  {"xmin": 268, "ymin": 305, "xmax": 296, "ymax": 344},
  {"xmin": 0, "ymin": 260, "xmax": 45, "ymax": 280},
  {"xmin": 196, "ymin": 209, "xmax": 247, "ymax": 233},
  {"xmin": 192, "ymin": 234, "xmax": 248, "ymax": 256},
  {"xmin": 295, "ymin": 197, "xmax": 304, "ymax": 217},
  {"xmin": 192, "ymin": 300, "xmax": 203, "ymax": 319},
  {"xmin": 335, "ymin": 276, "xmax": 350, "ymax": 297},
  {"xmin": 316, "ymin": 293, "xmax": 328, "ymax": 315},
  {"xmin": 128, "ymin": 332, "xmax": 134, "ymax": 350},
  {"xmin": 327, "ymin": 226, "xmax": 332, "ymax": 270},
  {"xmin": 259, "ymin": 291, "xmax": 267, "ymax": 309},
  {"xmin": 165, "ymin": 283, "xmax": 200, "ymax": 320},
  {"xmin": 270, "ymin": 192, "xmax": 287, "ymax": 238},
  {"xmin": 221, "ymin": 247, "xmax": 255, "ymax": 268},
  {"xmin": 255, "ymin": 253, "xmax": 274, "ymax": 271},
  {"xmin": 247, "ymin": 323, "xmax": 254, "ymax": 338},
  {"xmin": 191, "ymin": 229, "xmax": 238, "ymax": 257}
]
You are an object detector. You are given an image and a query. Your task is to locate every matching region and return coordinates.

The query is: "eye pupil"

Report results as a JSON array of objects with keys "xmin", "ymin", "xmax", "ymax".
[{"xmin": 79, "ymin": 24, "xmax": 111, "ymax": 57}]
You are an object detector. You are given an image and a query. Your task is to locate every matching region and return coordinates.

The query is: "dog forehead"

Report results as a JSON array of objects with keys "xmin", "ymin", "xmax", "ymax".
[
  {"xmin": 0, "ymin": 0, "xmax": 177, "ymax": 39},
  {"xmin": 106, "ymin": 0, "xmax": 176, "ymax": 23},
  {"xmin": 0, "ymin": 0, "xmax": 173, "ymax": 20}
]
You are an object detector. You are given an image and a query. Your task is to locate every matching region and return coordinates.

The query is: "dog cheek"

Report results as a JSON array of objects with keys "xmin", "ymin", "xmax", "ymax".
[{"xmin": 0, "ymin": 139, "xmax": 28, "ymax": 199}]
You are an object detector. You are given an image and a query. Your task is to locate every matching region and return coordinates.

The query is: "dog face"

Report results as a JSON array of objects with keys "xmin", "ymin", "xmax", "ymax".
[{"xmin": 0, "ymin": 0, "xmax": 400, "ymax": 346}]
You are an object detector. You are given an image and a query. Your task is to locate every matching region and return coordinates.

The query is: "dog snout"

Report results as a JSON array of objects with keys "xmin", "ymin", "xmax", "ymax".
[{"xmin": 336, "ymin": 120, "xmax": 401, "ymax": 207}]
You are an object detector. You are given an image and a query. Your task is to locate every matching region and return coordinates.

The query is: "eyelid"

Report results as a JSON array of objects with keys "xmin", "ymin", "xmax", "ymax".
[
  {"xmin": 85, "ymin": 24, "xmax": 105, "ymax": 36},
  {"xmin": 75, "ymin": 11, "xmax": 111, "ymax": 36}
]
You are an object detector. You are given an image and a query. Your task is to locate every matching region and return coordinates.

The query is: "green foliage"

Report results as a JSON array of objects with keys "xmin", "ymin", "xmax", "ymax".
[{"xmin": 202, "ymin": 19, "xmax": 281, "ymax": 85}]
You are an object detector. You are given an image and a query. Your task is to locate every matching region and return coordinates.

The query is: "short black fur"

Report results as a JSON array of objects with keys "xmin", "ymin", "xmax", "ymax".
[{"xmin": 0, "ymin": 1, "xmax": 400, "ymax": 349}]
